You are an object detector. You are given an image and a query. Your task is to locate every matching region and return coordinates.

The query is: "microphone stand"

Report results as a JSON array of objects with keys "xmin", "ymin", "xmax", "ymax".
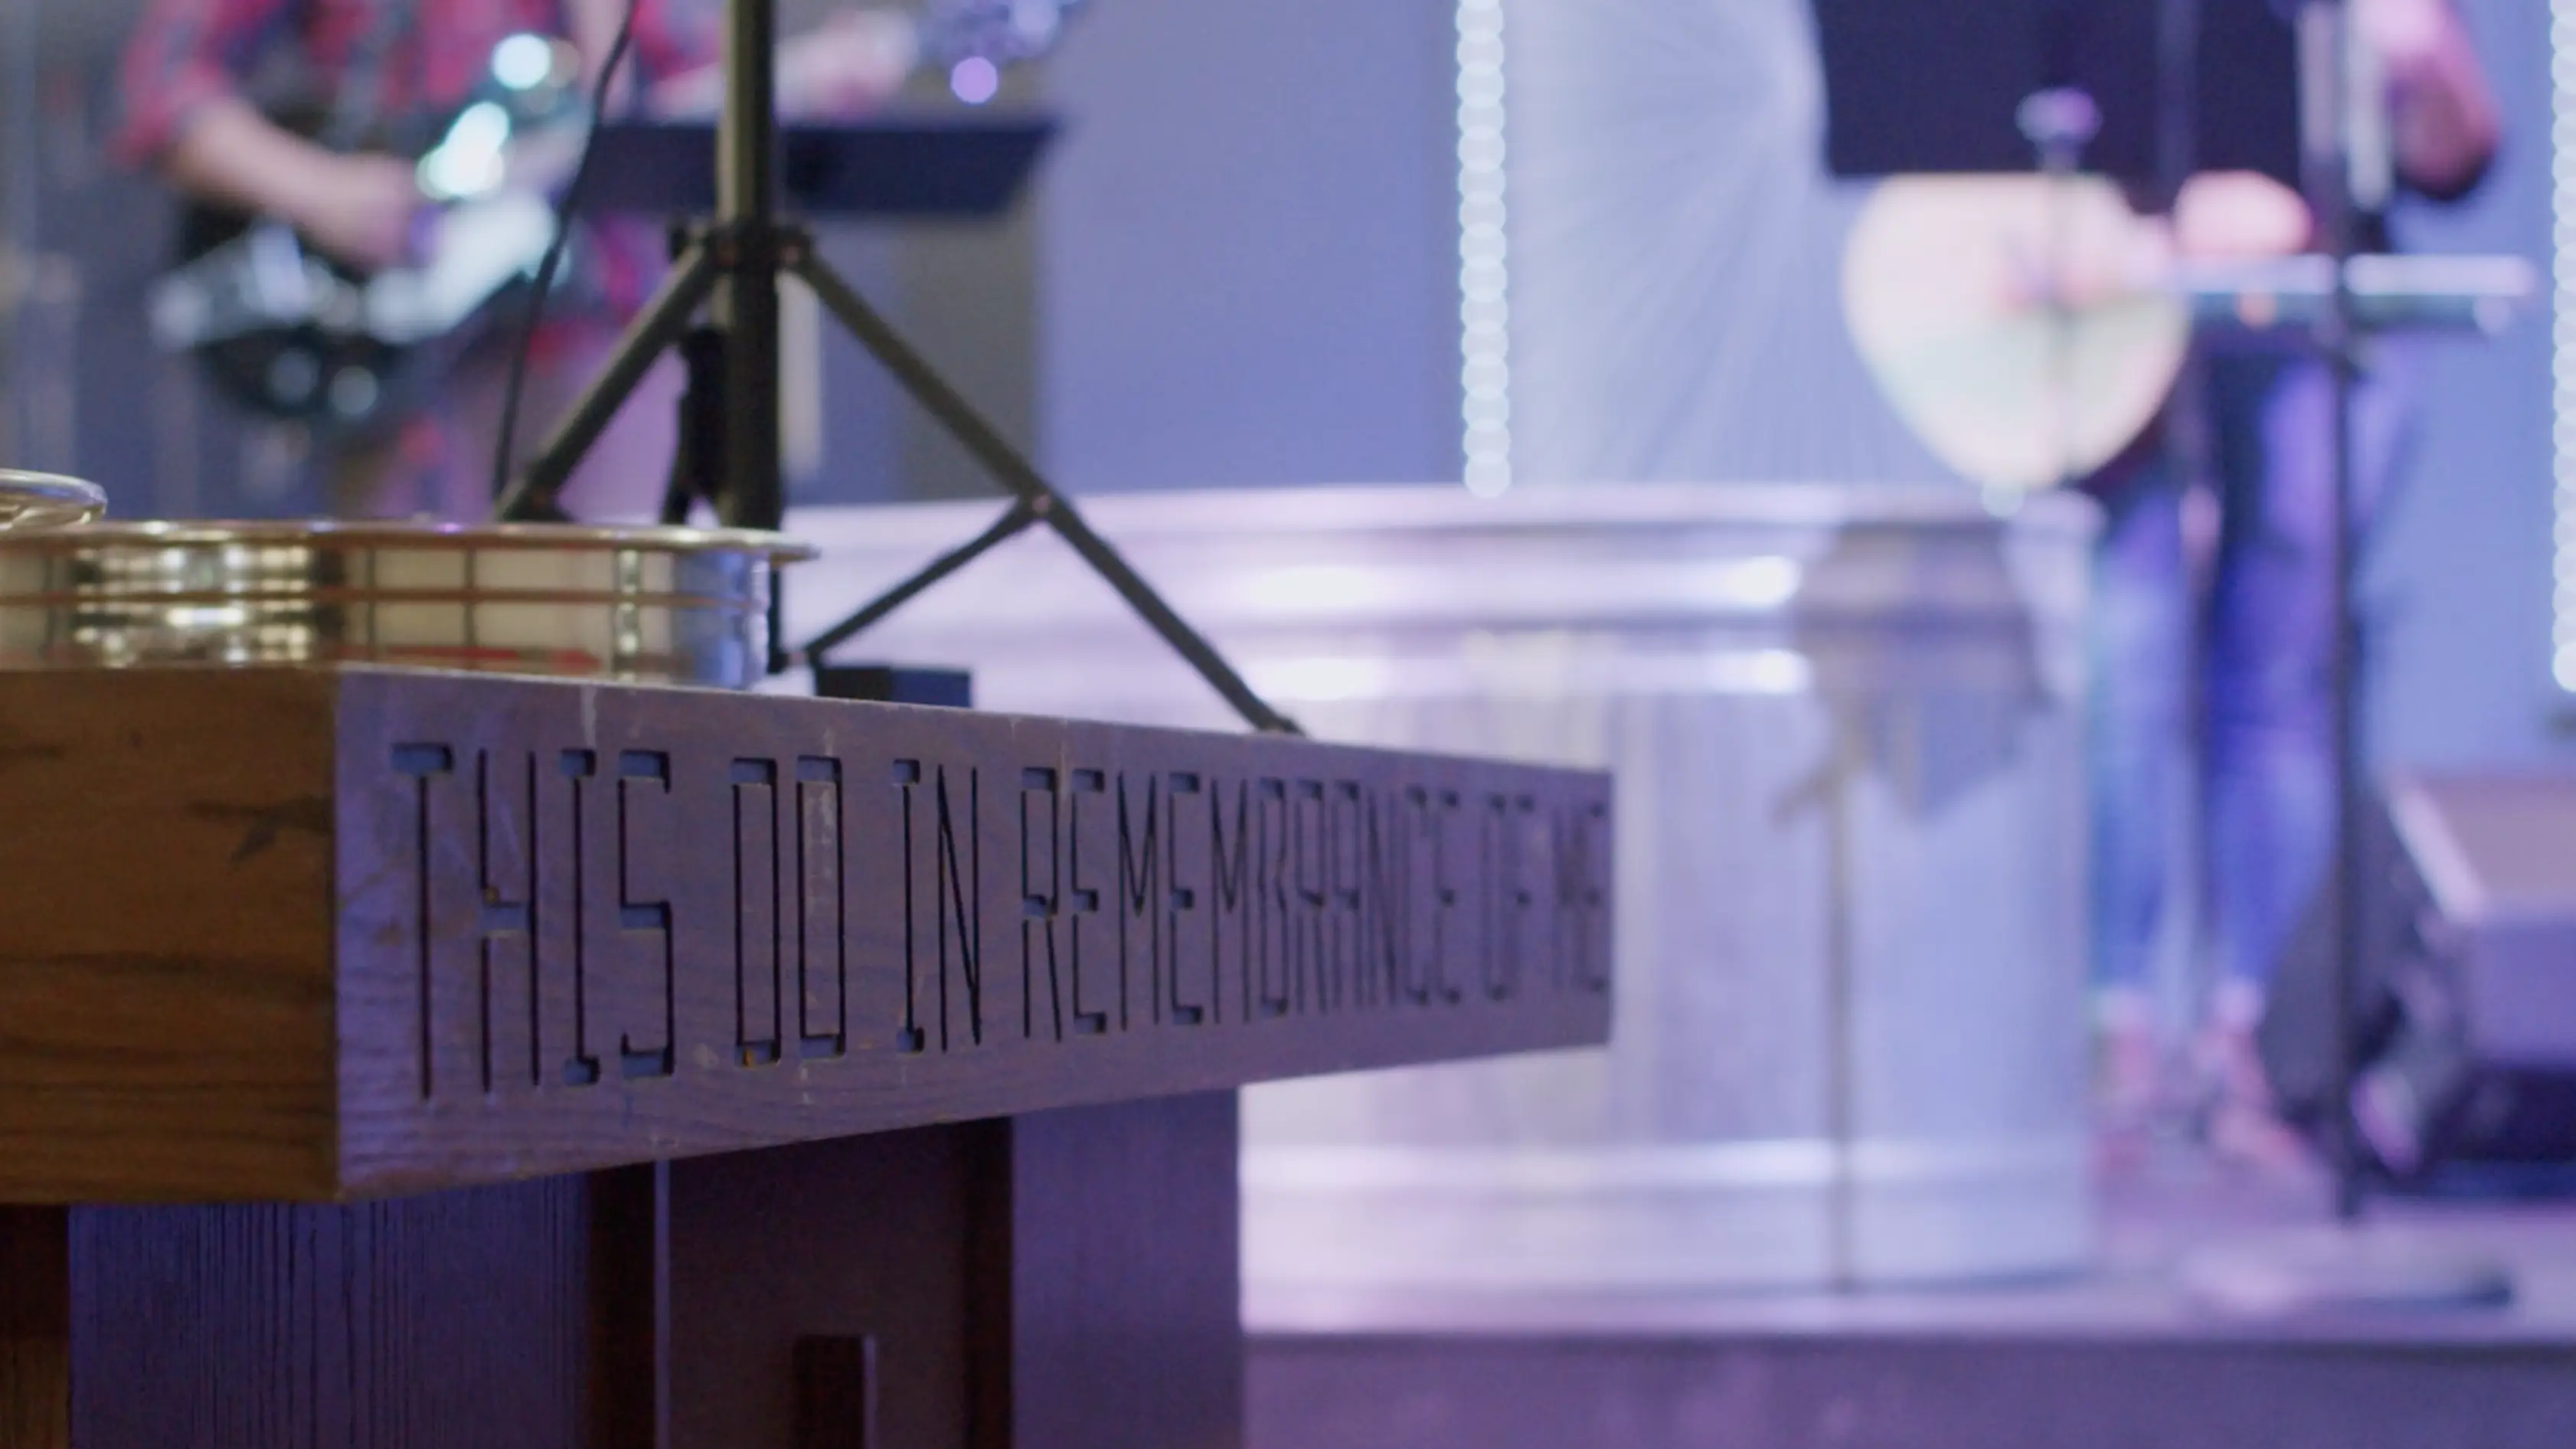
[
  {"xmin": 2015, "ymin": 85, "xmax": 2101, "ymax": 499},
  {"xmin": 2302, "ymin": 0, "xmax": 2371, "ymax": 1232},
  {"xmin": 494, "ymin": 0, "xmax": 1299, "ymax": 735}
]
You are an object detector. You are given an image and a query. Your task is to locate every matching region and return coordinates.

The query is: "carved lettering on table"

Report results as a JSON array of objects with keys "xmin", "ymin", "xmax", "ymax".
[
  {"xmin": 1207, "ymin": 779, "xmax": 1253, "ymax": 1022},
  {"xmin": 479, "ymin": 751, "xmax": 539, "ymax": 1092},
  {"xmin": 796, "ymin": 757, "xmax": 848, "ymax": 1059},
  {"xmin": 1363, "ymin": 785, "xmax": 1417, "ymax": 1009},
  {"xmin": 1332, "ymin": 781, "xmax": 1364, "ymax": 1011},
  {"xmin": 1555, "ymin": 798, "xmax": 1611, "ymax": 992},
  {"xmin": 1479, "ymin": 791, "xmax": 1514, "ymax": 1005},
  {"xmin": 894, "ymin": 761, "xmax": 982, "ymax": 1053},
  {"xmin": 616, "ymin": 751, "xmax": 678, "ymax": 1080},
  {"xmin": 561, "ymin": 749, "xmax": 601, "ymax": 1086},
  {"xmin": 1165, "ymin": 773, "xmax": 1211, "ymax": 1029},
  {"xmin": 1067, "ymin": 769, "xmax": 1110, "ymax": 1038},
  {"xmin": 1117, "ymin": 773, "xmax": 1164, "ymax": 1028},
  {"xmin": 393, "ymin": 743, "xmax": 454, "ymax": 1099},
  {"xmin": 1290, "ymin": 780, "xmax": 1324, "ymax": 1017},
  {"xmin": 1430, "ymin": 788, "xmax": 1465, "ymax": 1007},
  {"xmin": 893, "ymin": 760, "xmax": 925, "ymax": 1053},
  {"xmin": 397, "ymin": 742, "xmax": 663, "ymax": 1098},
  {"xmin": 734, "ymin": 758, "xmax": 784, "ymax": 1068},
  {"xmin": 384, "ymin": 731, "xmax": 1610, "ymax": 1105},
  {"xmin": 1254, "ymin": 778, "xmax": 1291, "ymax": 1020},
  {"xmin": 1020, "ymin": 766, "xmax": 1062, "ymax": 1042}
]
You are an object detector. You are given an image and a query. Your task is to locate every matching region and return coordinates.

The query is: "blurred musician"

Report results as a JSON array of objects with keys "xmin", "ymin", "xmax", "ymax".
[
  {"xmin": 115, "ymin": 0, "xmax": 907, "ymax": 521},
  {"xmin": 2091, "ymin": 0, "xmax": 2499, "ymax": 1163}
]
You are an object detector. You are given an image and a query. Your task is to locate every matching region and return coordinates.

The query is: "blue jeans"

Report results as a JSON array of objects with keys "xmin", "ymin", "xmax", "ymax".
[{"xmin": 2088, "ymin": 347, "xmax": 2418, "ymax": 1000}]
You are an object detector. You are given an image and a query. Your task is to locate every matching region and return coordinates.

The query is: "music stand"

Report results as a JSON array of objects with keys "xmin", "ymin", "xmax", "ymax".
[
  {"xmin": 579, "ymin": 116, "xmax": 1057, "ymax": 218},
  {"xmin": 492, "ymin": 0, "xmax": 1299, "ymax": 735},
  {"xmin": 1813, "ymin": 0, "xmax": 2299, "ymax": 191}
]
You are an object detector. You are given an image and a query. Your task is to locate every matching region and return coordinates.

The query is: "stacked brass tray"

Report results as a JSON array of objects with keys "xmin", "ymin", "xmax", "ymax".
[{"xmin": 0, "ymin": 471, "xmax": 810, "ymax": 688}]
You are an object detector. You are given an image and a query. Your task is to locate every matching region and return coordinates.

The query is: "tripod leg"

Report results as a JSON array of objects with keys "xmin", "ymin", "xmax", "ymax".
[
  {"xmin": 801, "ymin": 499, "xmax": 1039, "ymax": 664},
  {"xmin": 662, "ymin": 327, "xmax": 731, "ymax": 526},
  {"xmin": 497, "ymin": 246, "xmax": 722, "ymax": 522},
  {"xmin": 790, "ymin": 251, "xmax": 1057, "ymax": 509},
  {"xmin": 790, "ymin": 250, "xmax": 1301, "ymax": 735}
]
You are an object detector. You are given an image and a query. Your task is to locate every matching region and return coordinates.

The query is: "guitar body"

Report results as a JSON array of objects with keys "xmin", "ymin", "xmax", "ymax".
[
  {"xmin": 1842, "ymin": 175, "xmax": 2191, "ymax": 492},
  {"xmin": 1845, "ymin": 173, "xmax": 2531, "ymax": 496},
  {"xmin": 173, "ymin": 202, "xmax": 449, "ymax": 441},
  {"xmin": 155, "ymin": 87, "xmax": 561, "ymax": 442}
]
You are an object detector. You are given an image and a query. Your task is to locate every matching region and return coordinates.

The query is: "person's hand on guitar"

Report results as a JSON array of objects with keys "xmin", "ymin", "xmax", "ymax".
[
  {"xmin": 155, "ymin": 96, "xmax": 426, "ymax": 273},
  {"xmin": 2171, "ymin": 172, "xmax": 2313, "ymax": 263},
  {"xmin": 288, "ymin": 152, "xmax": 426, "ymax": 272},
  {"xmin": 129, "ymin": 0, "xmax": 1084, "ymax": 453},
  {"xmin": 1999, "ymin": 170, "xmax": 2311, "ymax": 315}
]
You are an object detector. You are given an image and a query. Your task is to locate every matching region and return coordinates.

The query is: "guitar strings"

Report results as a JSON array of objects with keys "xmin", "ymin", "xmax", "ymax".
[{"xmin": 488, "ymin": 0, "xmax": 642, "ymax": 514}]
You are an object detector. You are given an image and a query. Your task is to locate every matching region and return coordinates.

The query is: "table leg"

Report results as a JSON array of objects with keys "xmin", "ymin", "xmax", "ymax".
[
  {"xmin": 0, "ymin": 1205, "xmax": 68, "ymax": 1449},
  {"xmin": 590, "ymin": 1163, "xmax": 672, "ymax": 1449},
  {"xmin": 667, "ymin": 1090, "xmax": 1242, "ymax": 1449},
  {"xmin": 45, "ymin": 1092, "xmax": 1239, "ymax": 1449},
  {"xmin": 991, "ymin": 1090, "xmax": 1243, "ymax": 1449}
]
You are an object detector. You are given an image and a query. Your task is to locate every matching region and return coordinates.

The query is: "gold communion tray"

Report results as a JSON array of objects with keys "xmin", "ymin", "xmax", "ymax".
[
  {"xmin": 0, "ymin": 473, "xmax": 812, "ymax": 689},
  {"xmin": 0, "ymin": 471, "xmax": 107, "ymax": 531}
]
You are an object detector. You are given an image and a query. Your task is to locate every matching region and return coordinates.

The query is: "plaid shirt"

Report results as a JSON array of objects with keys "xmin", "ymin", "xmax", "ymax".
[
  {"xmin": 118, "ymin": 0, "xmax": 719, "ymax": 316},
  {"xmin": 119, "ymin": 0, "xmax": 719, "ymax": 162}
]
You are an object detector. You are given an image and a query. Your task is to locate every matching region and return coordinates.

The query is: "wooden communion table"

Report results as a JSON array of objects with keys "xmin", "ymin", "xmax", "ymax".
[{"xmin": 0, "ymin": 668, "xmax": 1612, "ymax": 1448}]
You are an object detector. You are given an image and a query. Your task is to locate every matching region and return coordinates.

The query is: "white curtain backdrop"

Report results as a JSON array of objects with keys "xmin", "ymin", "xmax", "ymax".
[{"xmin": 1501, "ymin": 0, "xmax": 1951, "ymax": 486}]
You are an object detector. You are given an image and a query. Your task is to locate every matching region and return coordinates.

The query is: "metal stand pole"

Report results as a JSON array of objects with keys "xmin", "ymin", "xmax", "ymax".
[
  {"xmin": 2015, "ymin": 86, "xmax": 2101, "ymax": 498},
  {"xmin": 2299, "ymin": 0, "xmax": 2371, "ymax": 1227},
  {"xmin": 491, "ymin": 0, "xmax": 1296, "ymax": 734},
  {"xmin": 2180, "ymin": 0, "xmax": 2512, "ymax": 1315},
  {"xmin": 717, "ymin": 0, "xmax": 783, "ymax": 534}
]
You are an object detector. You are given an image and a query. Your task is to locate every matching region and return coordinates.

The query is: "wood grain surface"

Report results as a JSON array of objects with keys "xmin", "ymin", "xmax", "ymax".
[
  {"xmin": 0, "ymin": 668, "xmax": 1612, "ymax": 1202},
  {"xmin": 0, "ymin": 670, "xmax": 342, "ymax": 1202},
  {"xmin": 64, "ymin": 1180, "xmax": 588, "ymax": 1449}
]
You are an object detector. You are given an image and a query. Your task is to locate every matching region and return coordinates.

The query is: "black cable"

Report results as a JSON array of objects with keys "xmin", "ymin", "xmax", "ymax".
[{"xmin": 489, "ymin": 0, "xmax": 642, "ymax": 512}]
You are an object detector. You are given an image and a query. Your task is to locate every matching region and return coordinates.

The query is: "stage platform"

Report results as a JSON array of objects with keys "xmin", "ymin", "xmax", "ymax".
[{"xmin": 1245, "ymin": 1143, "xmax": 2576, "ymax": 1449}]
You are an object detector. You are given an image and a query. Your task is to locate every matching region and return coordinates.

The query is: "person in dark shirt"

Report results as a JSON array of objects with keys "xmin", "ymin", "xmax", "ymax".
[{"xmin": 2090, "ymin": 0, "xmax": 2500, "ymax": 1166}]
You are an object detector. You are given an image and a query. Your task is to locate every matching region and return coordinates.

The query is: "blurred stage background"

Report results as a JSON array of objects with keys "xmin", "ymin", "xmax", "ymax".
[
  {"xmin": 2, "ymin": 2, "xmax": 2571, "ymax": 1442},
  {"xmin": 3, "ymin": 0, "xmax": 2548, "ymax": 764}
]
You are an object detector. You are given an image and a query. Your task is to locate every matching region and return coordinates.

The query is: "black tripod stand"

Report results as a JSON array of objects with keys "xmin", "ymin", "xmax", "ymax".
[{"xmin": 493, "ymin": 0, "xmax": 1299, "ymax": 736}]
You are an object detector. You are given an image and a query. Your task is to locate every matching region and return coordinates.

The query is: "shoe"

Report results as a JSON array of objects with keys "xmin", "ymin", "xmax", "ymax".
[
  {"xmin": 2094, "ymin": 988, "xmax": 2166, "ymax": 1176},
  {"xmin": 2196, "ymin": 1003, "xmax": 2316, "ymax": 1178},
  {"xmin": 2095, "ymin": 987, "xmax": 2164, "ymax": 1126}
]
